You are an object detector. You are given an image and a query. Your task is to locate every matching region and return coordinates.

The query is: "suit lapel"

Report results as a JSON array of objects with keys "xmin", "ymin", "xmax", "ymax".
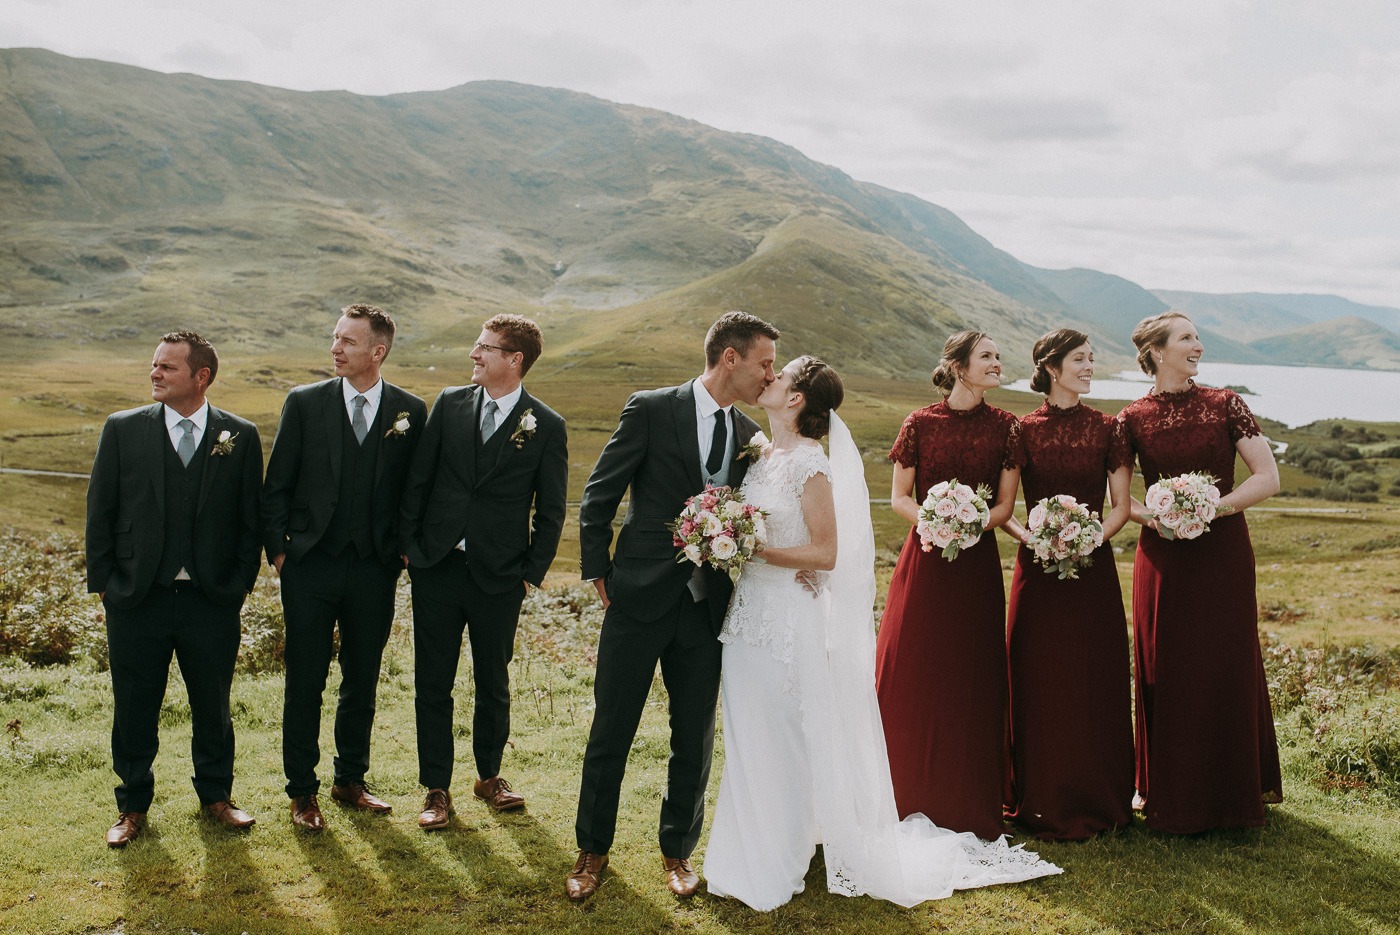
[
  {"xmin": 197, "ymin": 407, "xmax": 224, "ymax": 514},
  {"xmin": 730, "ymin": 411, "xmax": 759, "ymax": 488},
  {"xmin": 322, "ymin": 379, "xmax": 345, "ymax": 489},
  {"xmin": 147, "ymin": 403, "xmax": 166, "ymax": 511},
  {"xmin": 673, "ymin": 381, "xmax": 704, "ymax": 494},
  {"xmin": 373, "ymin": 383, "xmax": 400, "ymax": 486},
  {"xmin": 461, "ymin": 387, "xmax": 481, "ymax": 487},
  {"xmin": 476, "ymin": 389, "xmax": 528, "ymax": 488}
]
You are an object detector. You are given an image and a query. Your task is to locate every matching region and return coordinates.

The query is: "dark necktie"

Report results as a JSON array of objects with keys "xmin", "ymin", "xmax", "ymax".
[{"xmin": 706, "ymin": 409, "xmax": 727, "ymax": 476}]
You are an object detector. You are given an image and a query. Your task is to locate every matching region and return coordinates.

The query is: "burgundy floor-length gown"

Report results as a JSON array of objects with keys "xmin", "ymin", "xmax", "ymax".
[
  {"xmin": 875, "ymin": 400, "xmax": 1022, "ymax": 842},
  {"xmin": 1005, "ymin": 402, "xmax": 1134, "ymax": 840},
  {"xmin": 1117, "ymin": 385, "xmax": 1283, "ymax": 834}
]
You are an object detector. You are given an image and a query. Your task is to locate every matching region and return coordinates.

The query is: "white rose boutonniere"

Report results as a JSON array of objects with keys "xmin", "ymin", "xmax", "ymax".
[
  {"xmin": 210, "ymin": 430, "xmax": 237, "ymax": 457},
  {"xmin": 737, "ymin": 430, "xmax": 769, "ymax": 463},
  {"xmin": 384, "ymin": 411, "xmax": 411, "ymax": 438},
  {"xmin": 510, "ymin": 408, "xmax": 537, "ymax": 449}
]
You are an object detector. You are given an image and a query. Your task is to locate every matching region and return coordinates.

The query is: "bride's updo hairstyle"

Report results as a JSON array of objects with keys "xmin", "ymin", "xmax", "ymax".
[
  {"xmin": 1029, "ymin": 328, "xmax": 1090, "ymax": 394},
  {"xmin": 1131, "ymin": 310, "xmax": 1191, "ymax": 376},
  {"xmin": 930, "ymin": 329, "xmax": 990, "ymax": 396},
  {"xmin": 790, "ymin": 355, "xmax": 844, "ymax": 440}
]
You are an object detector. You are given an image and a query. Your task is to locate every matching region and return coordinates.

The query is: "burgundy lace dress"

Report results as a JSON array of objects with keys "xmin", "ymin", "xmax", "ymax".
[
  {"xmin": 876, "ymin": 400, "xmax": 1023, "ymax": 841},
  {"xmin": 1117, "ymin": 385, "xmax": 1282, "ymax": 833},
  {"xmin": 1005, "ymin": 402, "xmax": 1134, "ymax": 840}
]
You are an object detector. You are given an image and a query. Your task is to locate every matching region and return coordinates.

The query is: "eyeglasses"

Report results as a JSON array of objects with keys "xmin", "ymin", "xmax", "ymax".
[{"xmin": 473, "ymin": 341, "xmax": 514, "ymax": 355}]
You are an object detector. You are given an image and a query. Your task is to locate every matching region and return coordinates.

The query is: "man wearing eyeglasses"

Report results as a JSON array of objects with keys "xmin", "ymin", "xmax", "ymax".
[{"xmin": 399, "ymin": 314, "xmax": 568, "ymax": 830}]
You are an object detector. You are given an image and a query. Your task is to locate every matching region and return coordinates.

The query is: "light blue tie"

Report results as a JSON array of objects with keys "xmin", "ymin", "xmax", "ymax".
[
  {"xmin": 176, "ymin": 418, "xmax": 196, "ymax": 467},
  {"xmin": 351, "ymin": 394, "xmax": 368, "ymax": 444},
  {"xmin": 481, "ymin": 400, "xmax": 500, "ymax": 440}
]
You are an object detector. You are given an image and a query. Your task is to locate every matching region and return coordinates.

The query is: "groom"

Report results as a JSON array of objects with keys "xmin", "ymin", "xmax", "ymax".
[{"xmin": 568, "ymin": 311, "xmax": 779, "ymax": 901}]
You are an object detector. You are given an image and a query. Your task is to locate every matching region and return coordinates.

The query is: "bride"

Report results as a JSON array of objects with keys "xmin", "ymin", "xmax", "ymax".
[{"xmin": 703, "ymin": 356, "xmax": 1062, "ymax": 911}]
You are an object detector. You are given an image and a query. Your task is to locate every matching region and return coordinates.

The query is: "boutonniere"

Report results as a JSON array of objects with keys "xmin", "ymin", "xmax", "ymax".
[
  {"xmin": 210, "ymin": 430, "xmax": 237, "ymax": 457},
  {"xmin": 384, "ymin": 411, "xmax": 411, "ymax": 438},
  {"xmin": 737, "ymin": 431, "xmax": 769, "ymax": 463},
  {"xmin": 509, "ymin": 408, "xmax": 537, "ymax": 449}
]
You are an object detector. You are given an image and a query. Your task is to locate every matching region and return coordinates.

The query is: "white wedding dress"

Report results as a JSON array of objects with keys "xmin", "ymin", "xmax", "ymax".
[{"xmin": 704, "ymin": 414, "xmax": 1062, "ymax": 911}]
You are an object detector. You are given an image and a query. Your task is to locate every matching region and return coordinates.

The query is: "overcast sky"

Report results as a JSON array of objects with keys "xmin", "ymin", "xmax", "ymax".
[{"xmin": 7, "ymin": 0, "xmax": 1399, "ymax": 309}]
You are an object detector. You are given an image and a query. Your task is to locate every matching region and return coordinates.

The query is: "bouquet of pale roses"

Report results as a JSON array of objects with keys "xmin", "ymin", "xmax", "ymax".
[
  {"xmin": 1145, "ymin": 472, "xmax": 1221, "ymax": 540},
  {"xmin": 1026, "ymin": 495, "xmax": 1104, "ymax": 579},
  {"xmin": 916, "ymin": 478, "xmax": 992, "ymax": 561},
  {"xmin": 669, "ymin": 485, "xmax": 769, "ymax": 582}
]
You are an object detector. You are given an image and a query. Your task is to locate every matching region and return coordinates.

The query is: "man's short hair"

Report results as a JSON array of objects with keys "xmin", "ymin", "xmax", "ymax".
[
  {"xmin": 482, "ymin": 314, "xmax": 543, "ymax": 376},
  {"xmin": 160, "ymin": 330, "xmax": 219, "ymax": 386},
  {"xmin": 342, "ymin": 303, "xmax": 396, "ymax": 360},
  {"xmin": 704, "ymin": 311, "xmax": 781, "ymax": 367}
]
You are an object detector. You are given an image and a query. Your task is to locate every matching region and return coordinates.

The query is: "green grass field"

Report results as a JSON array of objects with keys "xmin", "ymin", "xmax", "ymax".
[{"xmin": 1, "ymin": 348, "xmax": 1398, "ymax": 933}]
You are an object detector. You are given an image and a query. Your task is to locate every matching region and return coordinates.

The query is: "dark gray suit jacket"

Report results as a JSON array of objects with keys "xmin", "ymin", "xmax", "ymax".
[
  {"xmin": 578, "ymin": 381, "xmax": 759, "ymax": 631},
  {"xmin": 261, "ymin": 377, "xmax": 427, "ymax": 567},
  {"xmin": 86, "ymin": 403, "xmax": 263, "ymax": 610},
  {"xmin": 399, "ymin": 384, "xmax": 568, "ymax": 592}
]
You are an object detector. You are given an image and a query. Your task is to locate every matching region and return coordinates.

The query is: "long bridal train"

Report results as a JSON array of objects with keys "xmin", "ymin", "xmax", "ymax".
[{"xmin": 704, "ymin": 413, "xmax": 1060, "ymax": 911}]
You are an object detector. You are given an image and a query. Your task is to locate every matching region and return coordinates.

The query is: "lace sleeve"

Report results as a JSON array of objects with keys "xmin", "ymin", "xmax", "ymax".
[
  {"xmin": 1224, "ymin": 391, "xmax": 1262, "ymax": 443},
  {"xmin": 1107, "ymin": 416, "xmax": 1134, "ymax": 473},
  {"xmin": 888, "ymin": 413, "xmax": 919, "ymax": 468},
  {"xmin": 1002, "ymin": 418, "xmax": 1026, "ymax": 471},
  {"xmin": 791, "ymin": 445, "xmax": 832, "ymax": 488}
]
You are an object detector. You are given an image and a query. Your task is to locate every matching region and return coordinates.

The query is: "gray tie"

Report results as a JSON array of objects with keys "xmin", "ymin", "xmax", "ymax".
[
  {"xmin": 351, "ymin": 394, "xmax": 368, "ymax": 444},
  {"xmin": 176, "ymin": 418, "xmax": 196, "ymax": 467},
  {"xmin": 481, "ymin": 399, "xmax": 499, "ymax": 440}
]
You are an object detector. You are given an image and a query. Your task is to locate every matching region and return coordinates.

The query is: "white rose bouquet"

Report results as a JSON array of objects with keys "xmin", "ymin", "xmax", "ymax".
[
  {"xmin": 916, "ymin": 478, "xmax": 992, "ymax": 561},
  {"xmin": 668, "ymin": 485, "xmax": 769, "ymax": 582},
  {"xmin": 1144, "ymin": 472, "xmax": 1221, "ymax": 541},
  {"xmin": 1025, "ymin": 494, "xmax": 1104, "ymax": 579}
]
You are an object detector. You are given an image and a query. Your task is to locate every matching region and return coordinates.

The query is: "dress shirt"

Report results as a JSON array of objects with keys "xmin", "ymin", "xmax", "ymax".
[
  {"xmin": 692, "ymin": 377, "xmax": 733, "ymax": 479},
  {"xmin": 342, "ymin": 377, "xmax": 384, "ymax": 428},
  {"xmin": 164, "ymin": 401, "xmax": 209, "ymax": 452}
]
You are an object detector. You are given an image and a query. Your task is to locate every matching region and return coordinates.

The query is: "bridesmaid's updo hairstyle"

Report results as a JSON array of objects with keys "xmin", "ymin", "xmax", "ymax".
[
  {"xmin": 789, "ymin": 356, "xmax": 844, "ymax": 440},
  {"xmin": 1029, "ymin": 328, "xmax": 1090, "ymax": 394},
  {"xmin": 930, "ymin": 329, "xmax": 990, "ymax": 396},
  {"xmin": 1131, "ymin": 310, "xmax": 1192, "ymax": 376}
]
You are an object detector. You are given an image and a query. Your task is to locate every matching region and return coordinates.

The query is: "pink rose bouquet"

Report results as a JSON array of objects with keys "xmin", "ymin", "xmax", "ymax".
[
  {"xmin": 1144, "ymin": 472, "xmax": 1221, "ymax": 541},
  {"xmin": 1025, "ymin": 494, "xmax": 1104, "ymax": 579},
  {"xmin": 669, "ymin": 485, "xmax": 769, "ymax": 582},
  {"xmin": 916, "ymin": 478, "xmax": 992, "ymax": 561}
]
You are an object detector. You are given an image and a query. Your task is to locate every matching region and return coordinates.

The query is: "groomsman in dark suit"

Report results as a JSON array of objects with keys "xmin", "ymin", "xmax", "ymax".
[
  {"xmin": 399, "ymin": 314, "xmax": 568, "ymax": 830},
  {"xmin": 568, "ymin": 311, "xmax": 778, "ymax": 901},
  {"xmin": 262, "ymin": 304, "xmax": 427, "ymax": 831},
  {"xmin": 86, "ymin": 330, "xmax": 263, "ymax": 847}
]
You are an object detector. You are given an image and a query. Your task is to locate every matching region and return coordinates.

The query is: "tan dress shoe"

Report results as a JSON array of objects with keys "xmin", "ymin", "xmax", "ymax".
[
  {"xmin": 418, "ymin": 788, "xmax": 452, "ymax": 830},
  {"xmin": 331, "ymin": 781, "xmax": 393, "ymax": 814},
  {"xmin": 662, "ymin": 856, "xmax": 699, "ymax": 898},
  {"xmin": 106, "ymin": 812, "xmax": 146, "ymax": 848},
  {"xmin": 203, "ymin": 800, "xmax": 256, "ymax": 830},
  {"xmin": 473, "ymin": 776, "xmax": 525, "ymax": 811},
  {"xmin": 290, "ymin": 795, "xmax": 324, "ymax": 831},
  {"xmin": 566, "ymin": 850, "xmax": 608, "ymax": 902}
]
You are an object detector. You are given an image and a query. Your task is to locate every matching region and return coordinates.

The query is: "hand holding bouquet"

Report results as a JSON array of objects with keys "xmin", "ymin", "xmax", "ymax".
[
  {"xmin": 669, "ymin": 485, "xmax": 768, "ymax": 582},
  {"xmin": 916, "ymin": 479, "xmax": 992, "ymax": 561},
  {"xmin": 1025, "ymin": 495, "xmax": 1104, "ymax": 579},
  {"xmin": 1144, "ymin": 472, "xmax": 1221, "ymax": 541}
]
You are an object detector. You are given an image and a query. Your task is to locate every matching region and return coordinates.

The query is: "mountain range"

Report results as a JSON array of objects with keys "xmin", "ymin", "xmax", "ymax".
[{"xmin": 3, "ymin": 47, "xmax": 1396, "ymax": 376}]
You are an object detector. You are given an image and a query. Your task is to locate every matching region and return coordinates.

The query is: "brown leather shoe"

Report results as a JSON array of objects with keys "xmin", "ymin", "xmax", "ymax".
[
  {"xmin": 290, "ymin": 795, "xmax": 324, "ymax": 831},
  {"xmin": 418, "ymin": 788, "xmax": 452, "ymax": 830},
  {"xmin": 203, "ymin": 800, "xmax": 256, "ymax": 830},
  {"xmin": 331, "ymin": 781, "xmax": 393, "ymax": 814},
  {"xmin": 663, "ymin": 856, "xmax": 699, "ymax": 898},
  {"xmin": 105, "ymin": 812, "xmax": 145, "ymax": 848},
  {"xmin": 566, "ymin": 850, "xmax": 608, "ymax": 902},
  {"xmin": 473, "ymin": 775, "xmax": 525, "ymax": 811}
]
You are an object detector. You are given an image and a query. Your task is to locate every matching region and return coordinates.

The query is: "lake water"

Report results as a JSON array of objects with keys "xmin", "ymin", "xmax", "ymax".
[{"xmin": 1005, "ymin": 363, "xmax": 1400, "ymax": 427}]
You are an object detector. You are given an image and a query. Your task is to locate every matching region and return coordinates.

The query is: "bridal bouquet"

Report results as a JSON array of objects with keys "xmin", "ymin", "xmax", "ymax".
[
  {"xmin": 669, "ymin": 485, "xmax": 769, "ymax": 582},
  {"xmin": 1145, "ymin": 472, "xmax": 1221, "ymax": 540},
  {"xmin": 916, "ymin": 478, "xmax": 992, "ymax": 561},
  {"xmin": 1025, "ymin": 495, "xmax": 1104, "ymax": 579}
]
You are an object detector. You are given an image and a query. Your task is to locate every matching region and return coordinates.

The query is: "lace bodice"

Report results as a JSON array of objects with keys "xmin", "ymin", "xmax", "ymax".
[
  {"xmin": 888, "ymin": 401, "xmax": 1023, "ymax": 503},
  {"xmin": 1019, "ymin": 402, "xmax": 1131, "ymax": 513},
  {"xmin": 744, "ymin": 443, "xmax": 831, "ymax": 550},
  {"xmin": 1116, "ymin": 385, "xmax": 1261, "ymax": 493}
]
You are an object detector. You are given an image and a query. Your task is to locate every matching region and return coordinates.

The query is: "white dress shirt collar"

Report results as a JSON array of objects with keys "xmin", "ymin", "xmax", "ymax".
[
  {"xmin": 480, "ymin": 384, "xmax": 523, "ymax": 427},
  {"xmin": 343, "ymin": 377, "xmax": 383, "ymax": 424},
  {"xmin": 163, "ymin": 400, "xmax": 209, "ymax": 443}
]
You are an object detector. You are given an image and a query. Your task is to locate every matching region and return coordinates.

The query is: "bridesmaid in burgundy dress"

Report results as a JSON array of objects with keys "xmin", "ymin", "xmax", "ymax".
[
  {"xmin": 875, "ymin": 330, "xmax": 1023, "ymax": 841},
  {"xmin": 1002, "ymin": 329, "xmax": 1135, "ymax": 840},
  {"xmin": 1118, "ymin": 311, "xmax": 1283, "ymax": 834}
]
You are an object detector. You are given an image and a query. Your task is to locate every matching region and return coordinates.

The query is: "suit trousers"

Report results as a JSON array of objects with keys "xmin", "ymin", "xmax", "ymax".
[
  {"xmin": 410, "ymin": 551, "xmax": 526, "ymax": 788},
  {"xmin": 105, "ymin": 584, "xmax": 241, "ymax": 812},
  {"xmin": 574, "ymin": 591, "xmax": 723, "ymax": 858},
  {"xmin": 280, "ymin": 545, "xmax": 400, "ymax": 797}
]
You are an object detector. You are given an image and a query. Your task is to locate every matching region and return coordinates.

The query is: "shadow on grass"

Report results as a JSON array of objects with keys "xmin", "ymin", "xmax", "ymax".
[{"xmin": 1033, "ymin": 809, "xmax": 1400, "ymax": 933}]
